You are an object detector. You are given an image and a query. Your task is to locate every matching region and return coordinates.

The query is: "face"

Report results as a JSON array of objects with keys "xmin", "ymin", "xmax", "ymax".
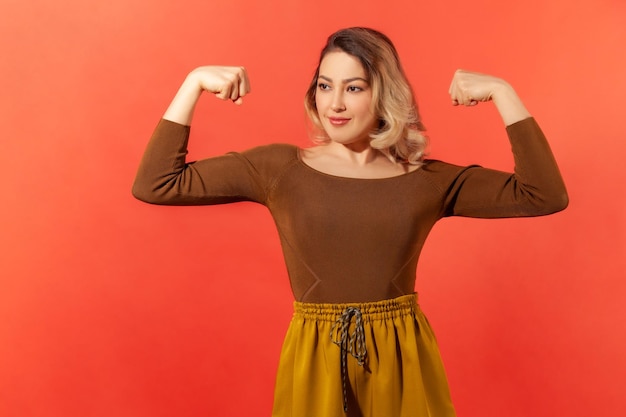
[{"xmin": 315, "ymin": 51, "xmax": 377, "ymax": 147}]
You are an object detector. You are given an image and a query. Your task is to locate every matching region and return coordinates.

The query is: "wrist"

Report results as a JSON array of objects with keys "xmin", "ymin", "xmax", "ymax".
[
  {"xmin": 489, "ymin": 79, "xmax": 515, "ymax": 102},
  {"xmin": 180, "ymin": 71, "xmax": 204, "ymax": 98},
  {"xmin": 491, "ymin": 82, "xmax": 531, "ymax": 126},
  {"xmin": 162, "ymin": 75, "xmax": 203, "ymax": 126}
]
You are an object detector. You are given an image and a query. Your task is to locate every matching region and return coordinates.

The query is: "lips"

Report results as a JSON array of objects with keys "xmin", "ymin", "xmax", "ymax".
[{"xmin": 328, "ymin": 117, "xmax": 351, "ymax": 126}]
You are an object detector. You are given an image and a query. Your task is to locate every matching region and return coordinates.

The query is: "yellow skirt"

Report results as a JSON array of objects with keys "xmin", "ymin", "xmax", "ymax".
[{"xmin": 272, "ymin": 293, "xmax": 457, "ymax": 417}]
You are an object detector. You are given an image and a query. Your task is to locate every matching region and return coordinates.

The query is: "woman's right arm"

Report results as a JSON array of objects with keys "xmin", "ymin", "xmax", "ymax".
[{"xmin": 132, "ymin": 66, "xmax": 259, "ymax": 205}]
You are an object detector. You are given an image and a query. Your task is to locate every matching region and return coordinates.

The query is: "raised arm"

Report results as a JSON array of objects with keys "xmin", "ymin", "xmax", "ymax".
[
  {"xmin": 440, "ymin": 70, "xmax": 568, "ymax": 217},
  {"xmin": 132, "ymin": 66, "xmax": 261, "ymax": 205}
]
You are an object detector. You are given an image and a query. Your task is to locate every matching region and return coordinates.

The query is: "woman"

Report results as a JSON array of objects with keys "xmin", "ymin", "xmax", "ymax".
[{"xmin": 133, "ymin": 27, "xmax": 568, "ymax": 417}]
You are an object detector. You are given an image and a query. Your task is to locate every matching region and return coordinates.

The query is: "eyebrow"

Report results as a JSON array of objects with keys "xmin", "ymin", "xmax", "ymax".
[{"xmin": 318, "ymin": 75, "xmax": 369, "ymax": 84}]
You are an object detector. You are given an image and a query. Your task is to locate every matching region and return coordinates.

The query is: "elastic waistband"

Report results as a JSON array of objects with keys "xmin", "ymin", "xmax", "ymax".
[{"xmin": 293, "ymin": 293, "xmax": 418, "ymax": 322}]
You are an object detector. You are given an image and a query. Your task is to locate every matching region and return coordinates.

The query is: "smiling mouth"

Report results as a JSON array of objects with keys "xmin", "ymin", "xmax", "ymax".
[{"xmin": 328, "ymin": 117, "xmax": 351, "ymax": 126}]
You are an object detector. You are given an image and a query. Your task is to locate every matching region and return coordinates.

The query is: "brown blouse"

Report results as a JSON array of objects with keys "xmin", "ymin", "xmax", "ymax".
[{"xmin": 132, "ymin": 117, "xmax": 568, "ymax": 303}]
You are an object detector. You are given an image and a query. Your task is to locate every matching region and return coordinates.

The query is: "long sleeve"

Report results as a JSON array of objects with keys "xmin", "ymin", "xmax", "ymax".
[
  {"xmin": 131, "ymin": 119, "xmax": 295, "ymax": 206},
  {"xmin": 427, "ymin": 117, "xmax": 569, "ymax": 218}
]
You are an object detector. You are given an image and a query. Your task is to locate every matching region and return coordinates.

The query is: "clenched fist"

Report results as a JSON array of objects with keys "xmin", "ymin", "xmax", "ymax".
[
  {"xmin": 188, "ymin": 65, "xmax": 251, "ymax": 105},
  {"xmin": 449, "ymin": 69, "xmax": 510, "ymax": 107}
]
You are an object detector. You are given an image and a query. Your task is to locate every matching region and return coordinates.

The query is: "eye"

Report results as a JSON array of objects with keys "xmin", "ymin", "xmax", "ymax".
[
  {"xmin": 347, "ymin": 85, "xmax": 363, "ymax": 92},
  {"xmin": 317, "ymin": 82, "xmax": 331, "ymax": 91}
]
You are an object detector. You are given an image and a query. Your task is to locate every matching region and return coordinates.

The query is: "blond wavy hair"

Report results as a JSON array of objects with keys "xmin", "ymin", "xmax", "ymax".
[{"xmin": 304, "ymin": 27, "xmax": 428, "ymax": 165}]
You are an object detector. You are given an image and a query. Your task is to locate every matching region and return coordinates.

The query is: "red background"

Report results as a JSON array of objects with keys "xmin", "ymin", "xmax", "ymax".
[{"xmin": 1, "ymin": 0, "xmax": 624, "ymax": 416}]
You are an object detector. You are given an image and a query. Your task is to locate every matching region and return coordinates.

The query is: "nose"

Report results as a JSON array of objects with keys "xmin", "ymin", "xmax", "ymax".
[{"xmin": 330, "ymin": 91, "xmax": 346, "ymax": 112}]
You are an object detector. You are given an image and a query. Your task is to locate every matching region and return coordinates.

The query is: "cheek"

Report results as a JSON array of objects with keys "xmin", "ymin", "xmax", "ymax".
[
  {"xmin": 347, "ymin": 92, "xmax": 372, "ymax": 111},
  {"xmin": 315, "ymin": 93, "xmax": 327, "ymax": 113},
  {"xmin": 353, "ymin": 97, "xmax": 375, "ymax": 119}
]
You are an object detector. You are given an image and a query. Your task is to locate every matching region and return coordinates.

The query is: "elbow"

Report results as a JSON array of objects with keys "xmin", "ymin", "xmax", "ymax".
[
  {"xmin": 556, "ymin": 191, "xmax": 569, "ymax": 212},
  {"xmin": 132, "ymin": 177, "xmax": 189, "ymax": 205},
  {"xmin": 131, "ymin": 180, "xmax": 162, "ymax": 205},
  {"xmin": 538, "ymin": 189, "xmax": 569, "ymax": 215},
  {"xmin": 132, "ymin": 185, "xmax": 151, "ymax": 204},
  {"xmin": 547, "ymin": 192, "xmax": 569, "ymax": 214}
]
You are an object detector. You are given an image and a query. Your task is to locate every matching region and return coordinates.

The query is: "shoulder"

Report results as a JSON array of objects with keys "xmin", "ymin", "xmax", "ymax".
[
  {"xmin": 229, "ymin": 143, "xmax": 300, "ymax": 179},
  {"xmin": 236, "ymin": 143, "xmax": 298, "ymax": 161},
  {"xmin": 418, "ymin": 159, "xmax": 482, "ymax": 191},
  {"xmin": 421, "ymin": 159, "xmax": 475, "ymax": 175}
]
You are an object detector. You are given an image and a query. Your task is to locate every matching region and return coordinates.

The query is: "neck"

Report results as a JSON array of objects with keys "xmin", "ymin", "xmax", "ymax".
[{"xmin": 327, "ymin": 141, "xmax": 381, "ymax": 166}]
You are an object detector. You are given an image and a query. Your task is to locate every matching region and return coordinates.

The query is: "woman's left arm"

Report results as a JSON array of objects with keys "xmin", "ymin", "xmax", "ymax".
[{"xmin": 442, "ymin": 70, "xmax": 569, "ymax": 217}]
